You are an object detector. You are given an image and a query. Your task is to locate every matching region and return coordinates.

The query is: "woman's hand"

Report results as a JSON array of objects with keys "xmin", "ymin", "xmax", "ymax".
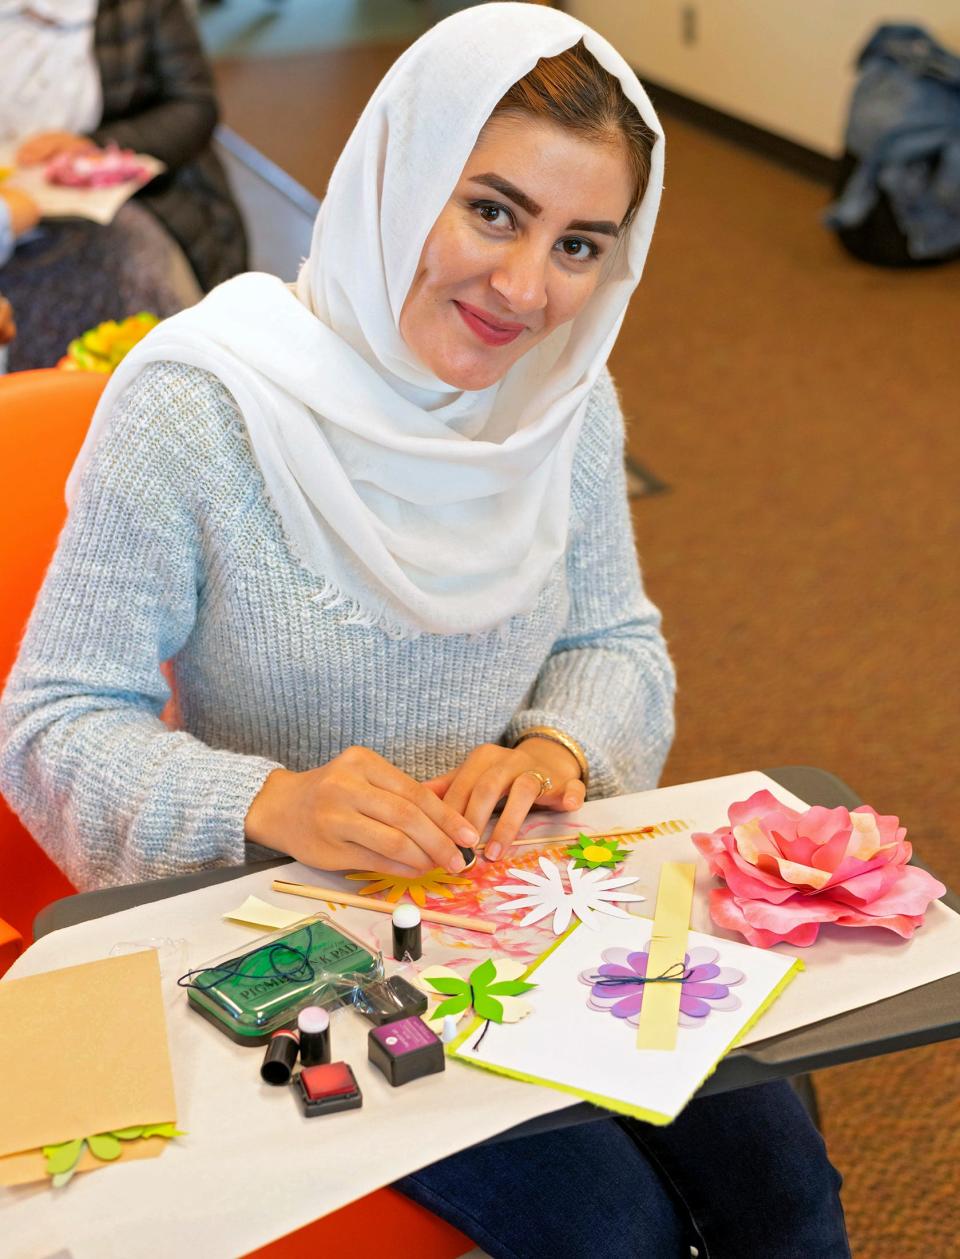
[
  {"xmin": 425, "ymin": 739, "xmax": 586, "ymax": 862},
  {"xmin": 245, "ymin": 746, "xmax": 480, "ymax": 876},
  {"xmin": 16, "ymin": 131, "xmax": 96, "ymax": 166},
  {"xmin": 0, "ymin": 188, "xmax": 40, "ymax": 236}
]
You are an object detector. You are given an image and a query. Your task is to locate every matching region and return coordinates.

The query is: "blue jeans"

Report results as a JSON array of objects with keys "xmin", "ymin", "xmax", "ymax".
[{"xmin": 395, "ymin": 1080, "xmax": 850, "ymax": 1258}]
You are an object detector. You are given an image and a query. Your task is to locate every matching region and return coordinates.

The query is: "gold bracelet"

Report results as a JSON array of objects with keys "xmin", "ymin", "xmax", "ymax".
[{"xmin": 513, "ymin": 726, "xmax": 589, "ymax": 792}]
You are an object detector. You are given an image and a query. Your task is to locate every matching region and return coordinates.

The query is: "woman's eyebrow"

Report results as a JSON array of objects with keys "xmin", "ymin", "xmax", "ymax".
[
  {"xmin": 567, "ymin": 218, "xmax": 621, "ymax": 238},
  {"xmin": 468, "ymin": 173, "xmax": 621, "ymax": 237},
  {"xmin": 469, "ymin": 172, "xmax": 542, "ymax": 217}
]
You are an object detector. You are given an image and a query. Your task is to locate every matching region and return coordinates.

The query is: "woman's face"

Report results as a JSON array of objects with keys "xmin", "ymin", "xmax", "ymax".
[{"xmin": 399, "ymin": 114, "xmax": 634, "ymax": 391}]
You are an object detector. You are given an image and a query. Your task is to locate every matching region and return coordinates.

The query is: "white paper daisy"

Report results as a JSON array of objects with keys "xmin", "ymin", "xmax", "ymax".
[{"xmin": 494, "ymin": 857, "xmax": 645, "ymax": 934}]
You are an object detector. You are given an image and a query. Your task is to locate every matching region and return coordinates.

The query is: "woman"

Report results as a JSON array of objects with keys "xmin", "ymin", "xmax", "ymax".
[
  {"xmin": 0, "ymin": 6, "xmax": 849, "ymax": 1255},
  {"xmin": 0, "ymin": 0, "xmax": 244, "ymax": 370}
]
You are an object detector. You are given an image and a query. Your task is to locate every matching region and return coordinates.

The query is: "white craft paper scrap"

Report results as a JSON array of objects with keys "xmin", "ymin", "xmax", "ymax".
[
  {"xmin": 222, "ymin": 894, "xmax": 312, "ymax": 930},
  {"xmin": 453, "ymin": 915, "xmax": 800, "ymax": 1124}
]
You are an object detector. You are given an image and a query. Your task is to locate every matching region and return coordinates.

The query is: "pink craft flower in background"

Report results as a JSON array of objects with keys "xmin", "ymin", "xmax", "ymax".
[{"xmin": 692, "ymin": 790, "xmax": 945, "ymax": 948}]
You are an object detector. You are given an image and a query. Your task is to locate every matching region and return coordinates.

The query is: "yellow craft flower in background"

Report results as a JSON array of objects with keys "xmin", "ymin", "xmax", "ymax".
[
  {"xmin": 61, "ymin": 312, "xmax": 160, "ymax": 373},
  {"xmin": 345, "ymin": 868, "xmax": 473, "ymax": 906}
]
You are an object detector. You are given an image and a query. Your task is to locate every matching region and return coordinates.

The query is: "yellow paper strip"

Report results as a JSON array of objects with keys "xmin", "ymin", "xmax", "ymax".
[
  {"xmin": 635, "ymin": 862, "xmax": 697, "ymax": 1051},
  {"xmin": 223, "ymin": 895, "xmax": 313, "ymax": 931}
]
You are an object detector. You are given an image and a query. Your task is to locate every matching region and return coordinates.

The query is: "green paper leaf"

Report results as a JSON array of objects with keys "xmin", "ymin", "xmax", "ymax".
[
  {"xmin": 473, "ymin": 993, "xmax": 504, "ymax": 1022},
  {"xmin": 87, "ymin": 1132, "xmax": 122, "ymax": 1161},
  {"xmin": 140, "ymin": 1123, "xmax": 184, "ymax": 1139},
  {"xmin": 469, "ymin": 958, "xmax": 497, "ymax": 991},
  {"xmin": 51, "ymin": 1169, "xmax": 78, "ymax": 1188},
  {"xmin": 111, "ymin": 1126, "xmax": 146, "ymax": 1140},
  {"xmin": 433, "ymin": 993, "xmax": 471, "ymax": 1018},
  {"xmin": 43, "ymin": 1138, "xmax": 86, "ymax": 1176},
  {"xmin": 425, "ymin": 976, "xmax": 468, "ymax": 996},
  {"xmin": 486, "ymin": 979, "xmax": 537, "ymax": 996}
]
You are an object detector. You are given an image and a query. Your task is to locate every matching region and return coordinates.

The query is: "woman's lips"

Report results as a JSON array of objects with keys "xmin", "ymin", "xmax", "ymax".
[{"xmin": 454, "ymin": 301, "xmax": 525, "ymax": 347}]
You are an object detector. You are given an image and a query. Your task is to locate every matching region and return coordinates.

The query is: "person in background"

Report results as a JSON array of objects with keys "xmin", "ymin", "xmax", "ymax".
[
  {"xmin": 0, "ymin": 186, "xmax": 39, "ymax": 365},
  {"xmin": 0, "ymin": 0, "xmax": 245, "ymax": 371}
]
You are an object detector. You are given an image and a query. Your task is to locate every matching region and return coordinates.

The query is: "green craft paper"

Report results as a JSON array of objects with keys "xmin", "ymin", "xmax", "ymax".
[
  {"xmin": 425, "ymin": 959, "xmax": 537, "ymax": 1026},
  {"xmin": 473, "ymin": 993, "xmax": 503, "ymax": 1021},
  {"xmin": 426, "ymin": 977, "xmax": 466, "ymax": 996},
  {"xmin": 486, "ymin": 980, "xmax": 536, "ymax": 997},
  {"xmin": 42, "ymin": 1124, "xmax": 186, "ymax": 1183},
  {"xmin": 567, "ymin": 833, "xmax": 630, "ymax": 869},
  {"xmin": 141, "ymin": 1123, "xmax": 184, "ymax": 1139},
  {"xmin": 42, "ymin": 1139, "xmax": 85, "ymax": 1176},
  {"xmin": 470, "ymin": 958, "xmax": 496, "ymax": 988},
  {"xmin": 433, "ymin": 992, "xmax": 471, "ymax": 1018},
  {"xmin": 87, "ymin": 1133, "xmax": 122, "ymax": 1161}
]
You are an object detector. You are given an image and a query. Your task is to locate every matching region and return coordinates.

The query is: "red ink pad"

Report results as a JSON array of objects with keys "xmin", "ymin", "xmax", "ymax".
[{"xmin": 295, "ymin": 1061, "xmax": 363, "ymax": 1117}]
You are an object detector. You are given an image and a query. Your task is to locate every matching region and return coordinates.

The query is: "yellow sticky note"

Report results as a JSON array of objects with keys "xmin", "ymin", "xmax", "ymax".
[
  {"xmin": 635, "ymin": 862, "xmax": 696, "ymax": 1051},
  {"xmin": 223, "ymin": 895, "xmax": 312, "ymax": 931}
]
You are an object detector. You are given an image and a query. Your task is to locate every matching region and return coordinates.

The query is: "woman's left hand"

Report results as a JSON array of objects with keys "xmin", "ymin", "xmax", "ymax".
[
  {"xmin": 16, "ymin": 131, "xmax": 96, "ymax": 166},
  {"xmin": 425, "ymin": 738, "xmax": 586, "ymax": 863}
]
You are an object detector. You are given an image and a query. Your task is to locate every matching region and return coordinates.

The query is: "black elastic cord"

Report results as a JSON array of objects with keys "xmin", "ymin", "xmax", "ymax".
[
  {"xmin": 176, "ymin": 926, "xmax": 318, "ymax": 992},
  {"xmin": 587, "ymin": 961, "xmax": 690, "ymax": 988}
]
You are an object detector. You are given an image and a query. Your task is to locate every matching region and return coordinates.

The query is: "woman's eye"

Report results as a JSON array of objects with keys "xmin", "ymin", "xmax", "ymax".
[
  {"xmin": 557, "ymin": 236, "xmax": 600, "ymax": 261},
  {"xmin": 470, "ymin": 200, "xmax": 514, "ymax": 228}
]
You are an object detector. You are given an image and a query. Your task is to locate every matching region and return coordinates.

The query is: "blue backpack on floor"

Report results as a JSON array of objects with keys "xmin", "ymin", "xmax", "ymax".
[{"xmin": 826, "ymin": 23, "xmax": 960, "ymax": 266}]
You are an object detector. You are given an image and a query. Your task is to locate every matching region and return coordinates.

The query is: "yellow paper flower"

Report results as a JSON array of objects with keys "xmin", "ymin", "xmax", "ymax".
[
  {"xmin": 62, "ymin": 312, "xmax": 159, "ymax": 373},
  {"xmin": 345, "ymin": 868, "xmax": 473, "ymax": 906}
]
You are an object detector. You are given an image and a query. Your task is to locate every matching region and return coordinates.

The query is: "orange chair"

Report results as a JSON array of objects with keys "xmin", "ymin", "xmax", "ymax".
[
  {"xmin": 0, "ymin": 368, "xmax": 473, "ymax": 1257},
  {"xmin": 0, "ymin": 369, "xmax": 107, "ymax": 959}
]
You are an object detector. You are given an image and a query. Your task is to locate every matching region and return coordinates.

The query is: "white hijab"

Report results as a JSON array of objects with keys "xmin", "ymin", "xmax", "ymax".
[
  {"xmin": 66, "ymin": 3, "xmax": 664, "ymax": 638},
  {"xmin": 0, "ymin": 2, "xmax": 101, "ymax": 144}
]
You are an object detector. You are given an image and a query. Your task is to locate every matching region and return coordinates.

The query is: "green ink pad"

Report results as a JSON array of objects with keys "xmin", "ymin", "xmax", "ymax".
[{"xmin": 185, "ymin": 914, "xmax": 379, "ymax": 1045}]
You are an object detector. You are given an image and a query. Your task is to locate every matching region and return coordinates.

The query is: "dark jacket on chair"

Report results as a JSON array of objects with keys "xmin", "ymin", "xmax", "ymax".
[{"xmin": 87, "ymin": 0, "xmax": 247, "ymax": 290}]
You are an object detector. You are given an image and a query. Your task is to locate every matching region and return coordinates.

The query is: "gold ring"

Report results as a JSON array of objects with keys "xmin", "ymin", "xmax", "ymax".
[{"xmin": 523, "ymin": 770, "xmax": 553, "ymax": 799}]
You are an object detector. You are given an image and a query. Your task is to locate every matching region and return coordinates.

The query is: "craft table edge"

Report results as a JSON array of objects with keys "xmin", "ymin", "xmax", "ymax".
[{"xmin": 27, "ymin": 766, "xmax": 960, "ymax": 1125}]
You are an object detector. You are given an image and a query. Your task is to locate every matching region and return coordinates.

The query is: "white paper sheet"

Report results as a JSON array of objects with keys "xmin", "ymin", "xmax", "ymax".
[
  {"xmin": 0, "ymin": 147, "xmax": 164, "ymax": 225},
  {"xmin": 2, "ymin": 771, "xmax": 957, "ymax": 1258},
  {"xmin": 453, "ymin": 916, "xmax": 800, "ymax": 1123}
]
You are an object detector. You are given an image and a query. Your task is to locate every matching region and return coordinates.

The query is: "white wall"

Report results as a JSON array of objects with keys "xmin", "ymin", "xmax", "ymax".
[{"xmin": 566, "ymin": 1, "xmax": 960, "ymax": 156}]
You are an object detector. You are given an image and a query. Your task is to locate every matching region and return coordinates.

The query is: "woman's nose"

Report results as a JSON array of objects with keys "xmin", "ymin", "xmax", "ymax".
[{"xmin": 489, "ymin": 242, "xmax": 549, "ymax": 316}]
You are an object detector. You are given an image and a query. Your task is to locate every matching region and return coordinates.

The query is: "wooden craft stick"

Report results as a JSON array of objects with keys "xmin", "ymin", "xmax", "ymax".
[
  {"xmin": 488, "ymin": 824, "xmax": 672, "ymax": 851},
  {"xmin": 635, "ymin": 862, "xmax": 697, "ymax": 1052},
  {"xmin": 271, "ymin": 879, "xmax": 498, "ymax": 935}
]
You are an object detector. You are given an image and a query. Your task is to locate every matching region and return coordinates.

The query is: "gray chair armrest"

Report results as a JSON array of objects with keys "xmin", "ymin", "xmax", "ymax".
[{"xmin": 214, "ymin": 125, "xmax": 319, "ymax": 280}]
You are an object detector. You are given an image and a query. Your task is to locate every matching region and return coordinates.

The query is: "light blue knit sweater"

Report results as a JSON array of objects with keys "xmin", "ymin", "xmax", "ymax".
[{"xmin": 0, "ymin": 361, "xmax": 675, "ymax": 891}]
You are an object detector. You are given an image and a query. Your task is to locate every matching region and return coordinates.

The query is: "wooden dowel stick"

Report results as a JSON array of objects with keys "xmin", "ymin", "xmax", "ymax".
[
  {"xmin": 271, "ymin": 879, "xmax": 498, "ymax": 935},
  {"xmin": 485, "ymin": 824, "xmax": 655, "ymax": 851}
]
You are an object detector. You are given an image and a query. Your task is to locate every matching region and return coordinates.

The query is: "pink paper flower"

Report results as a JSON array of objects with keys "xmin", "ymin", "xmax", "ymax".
[
  {"xmin": 692, "ymin": 791, "xmax": 945, "ymax": 948},
  {"xmin": 45, "ymin": 145, "xmax": 150, "ymax": 188}
]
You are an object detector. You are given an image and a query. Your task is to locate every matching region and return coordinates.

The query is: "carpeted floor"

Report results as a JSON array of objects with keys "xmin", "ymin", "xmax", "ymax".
[{"xmin": 208, "ymin": 30, "xmax": 959, "ymax": 1259}]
